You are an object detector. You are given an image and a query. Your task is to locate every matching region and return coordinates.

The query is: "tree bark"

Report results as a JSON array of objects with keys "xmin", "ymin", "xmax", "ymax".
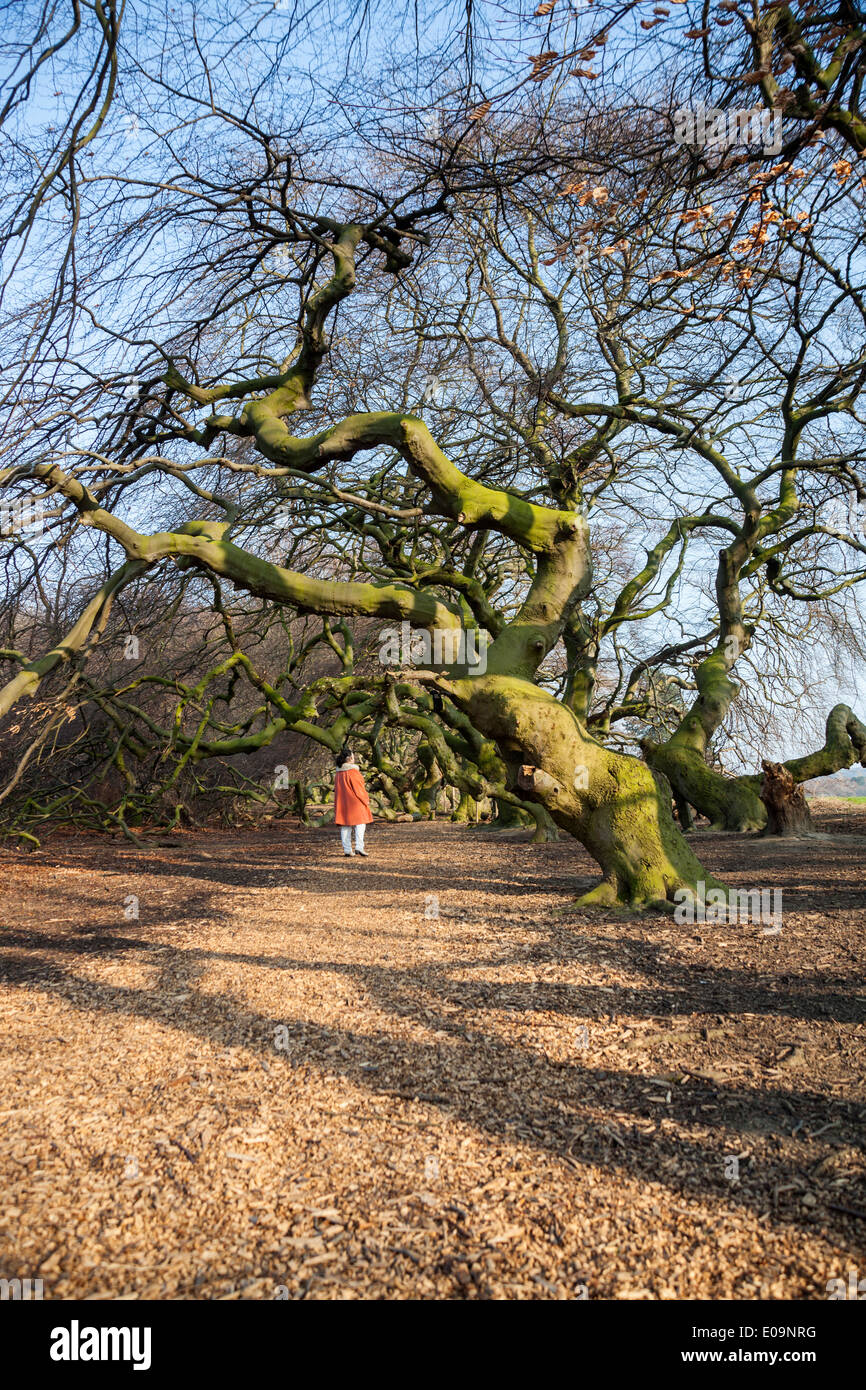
[
  {"xmin": 451, "ymin": 791, "xmax": 478, "ymax": 823},
  {"xmin": 493, "ymin": 796, "xmax": 530, "ymax": 828},
  {"xmin": 760, "ymin": 760, "xmax": 815, "ymax": 836},
  {"xmin": 645, "ymin": 703, "xmax": 866, "ymax": 832},
  {"xmin": 643, "ymin": 740, "xmax": 766, "ymax": 831},
  {"xmin": 443, "ymin": 674, "xmax": 723, "ymax": 908},
  {"xmin": 673, "ymin": 791, "xmax": 695, "ymax": 831}
]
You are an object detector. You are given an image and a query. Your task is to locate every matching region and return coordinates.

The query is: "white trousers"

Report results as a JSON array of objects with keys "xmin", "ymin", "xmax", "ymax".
[{"xmin": 340, "ymin": 824, "xmax": 366, "ymax": 853}]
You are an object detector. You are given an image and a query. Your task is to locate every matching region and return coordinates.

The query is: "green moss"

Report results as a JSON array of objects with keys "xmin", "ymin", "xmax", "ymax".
[
  {"xmin": 643, "ymin": 742, "xmax": 766, "ymax": 832},
  {"xmin": 442, "ymin": 674, "xmax": 725, "ymax": 908}
]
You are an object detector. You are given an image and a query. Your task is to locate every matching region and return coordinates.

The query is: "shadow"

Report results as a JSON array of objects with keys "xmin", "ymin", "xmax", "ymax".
[
  {"xmin": 1, "ymin": 924, "xmax": 863, "ymax": 1246},
  {"xmin": 3, "ymin": 815, "xmax": 865, "ymax": 1264}
]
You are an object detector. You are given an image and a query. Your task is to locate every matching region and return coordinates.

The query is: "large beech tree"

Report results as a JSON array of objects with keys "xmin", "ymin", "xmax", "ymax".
[
  {"xmin": 383, "ymin": 104, "xmax": 866, "ymax": 836},
  {"xmin": 1, "ymin": 168, "xmax": 722, "ymax": 904},
  {"xmin": 2, "ymin": 1, "xmax": 865, "ymax": 895}
]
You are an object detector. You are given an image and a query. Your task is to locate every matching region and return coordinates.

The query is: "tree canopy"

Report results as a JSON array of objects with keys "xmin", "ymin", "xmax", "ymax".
[{"xmin": 1, "ymin": 1, "xmax": 865, "ymax": 904}]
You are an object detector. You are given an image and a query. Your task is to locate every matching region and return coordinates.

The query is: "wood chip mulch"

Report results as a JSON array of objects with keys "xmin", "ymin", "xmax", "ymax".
[{"xmin": 1, "ymin": 808, "xmax": 864, "ymax": 1300}]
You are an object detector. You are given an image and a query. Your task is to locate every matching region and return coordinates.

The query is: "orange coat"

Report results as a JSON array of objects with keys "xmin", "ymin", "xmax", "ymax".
[{"xmin": 334, "ymin": 767, "xmax": 373, "ymax": 825}]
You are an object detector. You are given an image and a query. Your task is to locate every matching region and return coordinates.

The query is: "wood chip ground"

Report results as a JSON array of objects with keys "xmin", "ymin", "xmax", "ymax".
[{"xmin": 1, "ymin": 805, "xmax": 864, "ymax": 1299}]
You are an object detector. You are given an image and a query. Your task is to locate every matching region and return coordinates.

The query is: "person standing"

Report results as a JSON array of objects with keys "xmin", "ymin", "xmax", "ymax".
[{"xmin": 333, "ymin": 745, "xmax": 372, "ymax": 857}]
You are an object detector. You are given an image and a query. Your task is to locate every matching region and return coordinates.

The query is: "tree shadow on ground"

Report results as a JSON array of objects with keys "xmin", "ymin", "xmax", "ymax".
[{"xmin": 1, "ymin": 921, "xmax": 863, "ymax": 1251}]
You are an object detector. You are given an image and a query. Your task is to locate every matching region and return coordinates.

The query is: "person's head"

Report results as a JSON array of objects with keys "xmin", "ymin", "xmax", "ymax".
[{"xmin": 336, "ymin": 743, "xmax": 355, "ymax": 767}]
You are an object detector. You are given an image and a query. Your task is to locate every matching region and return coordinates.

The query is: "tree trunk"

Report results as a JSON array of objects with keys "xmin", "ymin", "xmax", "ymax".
[
  {"xmin": 375, "ymin": 771, "xmax": 405, "ymax": 815},
  {"xmin": 673, "ymin": 791, "xmax": 695, "ymax": 831},
  {"xmin": 293, "ymin": 779, "xmax": 311, "ymax": 825},
  {"xmin": 493, "ymin": 796, "xmax": 560, "ymax": 841},
  {"xmin": 781, "ymin": 704, "xmax": 866, "ymax": 782},
  {"xmin": 415, "ymin": 747, "xmax": 443, "ymax": 819},
  {"xmin": 644, "ymin": 703, "xmax": 866, "ymax": 832},
  {"xmin": 451, "ymin": 792, "xmax": 478, "ymax": 823},
  {"xmin": 637, "ymin": 581, "xmax": 764, "ymax": 831},
  {"xmin": 643, "ymin": 740, "xmax": 766, "ymax": 831},
  {"xmin": 445, "ymin": 674, "xmax": 723, "ymax": 908},
  {"xmin": 525, "ymin": 802, "xmax": 561, "ymax": 843},
  {"xmin": 493, "ymin": 797, "xmax": 531, "ymax": 828},
  {"xmin": 760, "ymin": 761, "xmax": 815, "ymax": 836}
]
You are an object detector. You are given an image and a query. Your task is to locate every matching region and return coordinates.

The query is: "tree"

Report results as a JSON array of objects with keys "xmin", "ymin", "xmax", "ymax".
[{"xmin": 2, "ymin": 2, "xmax": 864, "ymax": 898}]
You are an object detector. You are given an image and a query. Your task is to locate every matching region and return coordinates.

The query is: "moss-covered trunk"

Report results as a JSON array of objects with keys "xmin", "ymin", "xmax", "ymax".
[
  {"xmin": 639, "ymin": 634, "xmax": 768, "ymax": 831},
  {"xmin": 493, "ymin": 796, "xmax": 530, "ymax": 828},
  {"xmin": 415, "ymin": 744, "xmax": 443, "ymax": 819},
  {"xmin": 524, "ymin": 802, "xmax": 562, "ymax": 843},
  {"xmin": 645, "ymin": 703, "xmax": 866, "ymax": 832},
  {"xmin": 642, "ymin": 740, "xmax": 766, "ymax": 832},
  {"xmin": 445, "ymin": 675, "xmax": 722, "ymax": 908},
  {"xmin": 781, "ymin": 704, "xmax": 866, "ymax": 784},
  {"xmin": 640, "ymin": 536, "xmax": 767, "ymax": 830},
  {"xmin": 493, "ymin": 796, "xmax": 561, "ymax": 842},
  {"xmin": 451, "ymin": 791, "xmax": 479, "ymax": 823}
]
